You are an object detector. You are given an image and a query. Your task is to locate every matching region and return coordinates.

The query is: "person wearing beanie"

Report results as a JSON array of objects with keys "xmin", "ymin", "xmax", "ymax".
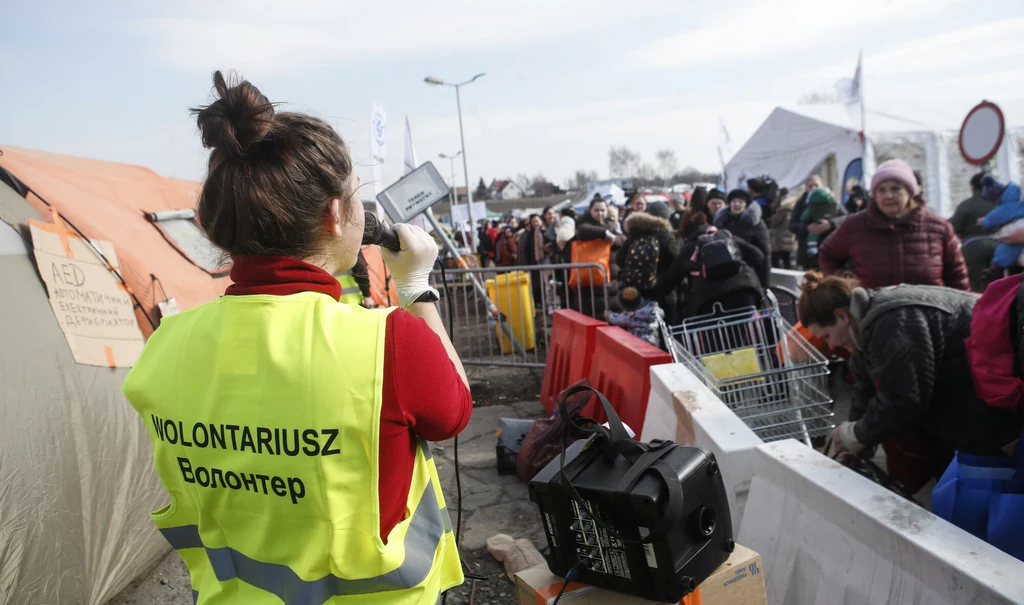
[
  {"xmin": 713, "ymin": 188, "xmax": 771, "ymax": 286},
  {"xmin": 706, "ymin": 188, "xmax": 727, "ymax": 216},
  {"xmin": 788, "ymin": 174, "xmax": 848, "ymax": 269},
  {"xmin": 646, "ymin": 201, "xmax": 672, "ymax": 220},
  {"xmin": 799, "ymin": 188, "xmax": 842, "ymax": 269},
  {"xmin": 818, "ymin": 159, "xmax": 969, "ymax": 290}
]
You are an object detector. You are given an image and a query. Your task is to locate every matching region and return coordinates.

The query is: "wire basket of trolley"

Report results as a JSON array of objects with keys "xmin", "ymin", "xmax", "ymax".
[{"xmin": 660, "ymin": 290, "xmax": 834, "ymax": 445}]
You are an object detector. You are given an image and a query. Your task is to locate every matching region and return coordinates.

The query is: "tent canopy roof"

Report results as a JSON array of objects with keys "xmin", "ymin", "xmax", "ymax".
[{"xmin": 779, "ymin": 99, "xmax": 1024, "ymax": 137}]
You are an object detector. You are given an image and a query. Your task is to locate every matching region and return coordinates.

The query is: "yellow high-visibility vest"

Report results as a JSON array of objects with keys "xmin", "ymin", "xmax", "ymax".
[
  {"xmin": 124, "ymin": 292, "xmax": 462, "ymax": 604},
  {"xmin": 335, "ymin": 269, "xmax": 363, "ymax": 305}
]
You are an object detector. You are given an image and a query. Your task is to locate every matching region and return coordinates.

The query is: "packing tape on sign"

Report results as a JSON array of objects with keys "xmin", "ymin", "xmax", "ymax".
[{"xmin": 49, "ymin": 207, "xmax": 74, "ymax": 257}]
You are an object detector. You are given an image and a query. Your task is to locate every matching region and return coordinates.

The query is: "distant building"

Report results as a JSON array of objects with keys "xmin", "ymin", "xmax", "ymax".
[{"xmin": 487, "ymin": 179, "xmax": 525, "ymax": 200}]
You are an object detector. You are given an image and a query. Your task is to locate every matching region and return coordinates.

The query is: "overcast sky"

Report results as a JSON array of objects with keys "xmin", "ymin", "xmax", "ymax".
[{"xmin": 3, "ymin": 0, "xmax": 1023, "ymax": 194}]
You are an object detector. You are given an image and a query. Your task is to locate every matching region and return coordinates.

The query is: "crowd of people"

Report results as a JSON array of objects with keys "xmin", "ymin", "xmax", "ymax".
[{"xmin": 468, "ymin": 158, "xmax": 1024, "ymax": 514}]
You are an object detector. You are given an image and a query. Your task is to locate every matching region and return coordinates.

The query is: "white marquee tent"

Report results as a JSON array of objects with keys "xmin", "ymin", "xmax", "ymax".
[{"xmin": 724, "ymin": 100, "xmax": 1024, "ymax": 217}]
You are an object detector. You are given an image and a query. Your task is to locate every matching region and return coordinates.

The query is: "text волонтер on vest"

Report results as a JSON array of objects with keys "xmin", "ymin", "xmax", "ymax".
[{"xmin": 148, "ymin": 413, "xmax": 347, "ymax": 504}]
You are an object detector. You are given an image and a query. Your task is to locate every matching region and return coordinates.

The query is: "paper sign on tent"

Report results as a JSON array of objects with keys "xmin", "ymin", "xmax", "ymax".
[{"xmin": 29, "ymin": 219, "xmax": 145, "ymax": 368}]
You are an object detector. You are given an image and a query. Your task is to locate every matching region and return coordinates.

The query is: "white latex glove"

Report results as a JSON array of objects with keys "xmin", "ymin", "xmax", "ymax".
[
  {"xmin": 382, "ymin": 223, "xmax": 440, "ymax": 308},
  {"xmin": 830, "ymin": 421, "xmax": 865, "ymax": 461}
]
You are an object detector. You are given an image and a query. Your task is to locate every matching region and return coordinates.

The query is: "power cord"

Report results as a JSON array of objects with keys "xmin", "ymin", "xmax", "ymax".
[
  {"xmin": 437, "ymin": 258, "xmax": 471, "ymax": 605},
  {"xmin": 552, "ymin": 561, "xmax": 588, "ymax": 604},
  {"xmin": 436, "ymin": 259, "xmax": 463, "ymax": 546}
]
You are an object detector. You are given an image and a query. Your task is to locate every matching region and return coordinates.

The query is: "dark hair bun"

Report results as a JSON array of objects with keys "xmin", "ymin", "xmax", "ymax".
[
  {"xmin": 800, "ymin": 270, "xmax": 824, "ymax": 294},
  {"xmin": 193, "ymin": 70, "xmax": 275, "ymax": 159}
]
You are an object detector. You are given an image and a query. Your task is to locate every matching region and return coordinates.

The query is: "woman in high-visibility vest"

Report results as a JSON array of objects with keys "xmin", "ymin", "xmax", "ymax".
[{"xmin": 124, "ymin": 71, "xmax": 471, "ymax": 604}]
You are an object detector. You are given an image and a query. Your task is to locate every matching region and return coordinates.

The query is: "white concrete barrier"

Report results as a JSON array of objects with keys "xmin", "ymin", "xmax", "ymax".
[
  {"xmin": 739, "ymin": 440, "xmax": 1024, "ymax": 605},
  {"xmin": 640, "ymin": 363, "xmax": 764, "ymax": 529},
  {"xmin": 769, "ymin": 268, "xmax": 804, "ymax": 290}
]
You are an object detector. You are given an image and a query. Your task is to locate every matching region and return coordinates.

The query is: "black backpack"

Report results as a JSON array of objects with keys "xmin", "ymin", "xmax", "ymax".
[
  {"xmin": 692, "ymin": 228, "xmax": 742, "ymax": 280},
  {"xmin": 622, "ymin": 234, "xmax": 660, "ymax": 290}
]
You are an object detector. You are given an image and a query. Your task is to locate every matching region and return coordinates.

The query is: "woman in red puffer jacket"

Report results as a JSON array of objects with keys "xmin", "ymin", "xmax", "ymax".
[{"xmin": 819, "ymin": 159, "xmax": 969, "ymax": 290}]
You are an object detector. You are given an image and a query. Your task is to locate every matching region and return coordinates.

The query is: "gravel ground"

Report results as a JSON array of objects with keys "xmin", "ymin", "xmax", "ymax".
[{"xmin": 466, "ymin": 365, "xmax": 543, "ymax": 407}]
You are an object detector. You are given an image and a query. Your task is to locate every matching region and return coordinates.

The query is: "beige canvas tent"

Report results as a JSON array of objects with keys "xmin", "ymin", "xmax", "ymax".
[
  {"xmin": 0, "ymin": 145, "xmax": 404, "ymax": 603},
  {"xmin": 0, "ymin": 146, "xmax": 232, "ymax": 604}
]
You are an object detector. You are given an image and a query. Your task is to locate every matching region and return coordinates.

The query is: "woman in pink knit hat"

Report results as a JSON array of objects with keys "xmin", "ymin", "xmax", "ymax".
[{"xmin": 818, "ymin": 159, "xmax": 969, "ymax": 290}]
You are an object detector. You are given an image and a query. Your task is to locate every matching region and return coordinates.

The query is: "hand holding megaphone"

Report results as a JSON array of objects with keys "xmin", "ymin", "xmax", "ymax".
[
  {"xmin": 361, "ymin": 212, "xmax": 401, "ymax": 252},
  {"xmin": 363, "ymin": 213, "xmax": 439, "ymax": 307}
]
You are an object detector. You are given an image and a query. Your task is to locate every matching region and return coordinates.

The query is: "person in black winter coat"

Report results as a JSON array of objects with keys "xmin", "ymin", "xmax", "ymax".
[
  {"xmin": 615, "ymin": 210, "xmax": 680, "ymax": 323},
  {"xmin": 575, "ymin": 198, "xmax": 626, "ymax": 279},
  {"xmin": 714, "ymin": 190, "xmax": 771, "ymax": 286},
  {"xmin": 571, "ymin": 198, "xmax": 625, "ymax": 317},
  {"xmin": 799, "ymin": 272, "xmax": 1024, "ymax": 492},
  {"xmin": 648, "ymin": 224, "xmax": 764, "ymax": 319},
  {"xmin": 788, "ymin": 175, "xmax": 848, "ymax": 268}
]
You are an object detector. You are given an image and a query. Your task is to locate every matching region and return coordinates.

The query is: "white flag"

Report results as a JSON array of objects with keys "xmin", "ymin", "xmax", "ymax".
[
  {"xmin": 834, "ymin": 52, "xmax": 863, "ymax": 131},
  {"xmin": 403, "ymin": 116, "xmax": 418, "ymax": 175},
  {"xmin": 403, "ymin": 116, "xmax": 432, "ymax": 232},
  {"xmin": 369, "ymin": 104, "xmax": 388, "ymax": 217},
  {"xmin": 717, "ymin": 119, "xmax": 732, "ymax": 163},
  {"xmin": 717, "ymin": 118, "xmax": 732, "ymax": 185}
]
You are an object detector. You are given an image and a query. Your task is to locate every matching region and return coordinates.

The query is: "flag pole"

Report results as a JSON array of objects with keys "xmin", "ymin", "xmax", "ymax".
[{"xmin": 858, "ymin": 51, "xmax": 870, "ymax": 186}]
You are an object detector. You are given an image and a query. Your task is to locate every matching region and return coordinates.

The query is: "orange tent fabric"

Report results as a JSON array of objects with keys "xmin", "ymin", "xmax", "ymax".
[{"xmin": 0, "ymin": 146, "xmax": 228, "ymax": 337}]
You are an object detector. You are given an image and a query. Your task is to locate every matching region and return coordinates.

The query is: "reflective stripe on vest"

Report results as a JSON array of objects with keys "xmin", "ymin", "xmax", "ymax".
[
  {"xmin": 160, "ymin": 482, "xmax": 449, "ymax": 603},
  {"xmin": 335, "ymin": 270, "xmax": 363, "ymax": 304}
]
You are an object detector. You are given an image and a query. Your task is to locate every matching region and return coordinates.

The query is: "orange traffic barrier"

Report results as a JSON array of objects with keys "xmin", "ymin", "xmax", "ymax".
[
  {"xmin": 585, "ymin": 326, "xmax": 672, "ymax": 433},
  {"xmin": 540, "ymin": 310, "xmax": 606, "ymax": 414}
]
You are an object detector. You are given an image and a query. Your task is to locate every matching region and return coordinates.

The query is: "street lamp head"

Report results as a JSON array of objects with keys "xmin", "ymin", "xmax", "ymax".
[
  {"xmin": 470, "ymin": 73, "xmax": 486, "ymax": 83},
  {"xmin": 424, "ymin": 76, "xmax": 445, "ymax": 86}
]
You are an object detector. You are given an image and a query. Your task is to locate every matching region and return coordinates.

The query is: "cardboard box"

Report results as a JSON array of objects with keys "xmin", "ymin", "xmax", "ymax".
[{"xmin": 515, "ymin": 544, "xmax": 766, "ymax": 605}]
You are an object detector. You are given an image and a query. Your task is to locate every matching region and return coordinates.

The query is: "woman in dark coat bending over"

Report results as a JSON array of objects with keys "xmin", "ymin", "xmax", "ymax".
[{"xmin": 799, "ymin": 271, "xmax": 1021, "ymax": 492}]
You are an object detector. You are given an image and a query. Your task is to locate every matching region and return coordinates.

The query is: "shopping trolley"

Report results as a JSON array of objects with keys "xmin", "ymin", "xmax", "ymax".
[{"xmin": 661, "ymin": 292, "xmax": 834, "ymax": 445}]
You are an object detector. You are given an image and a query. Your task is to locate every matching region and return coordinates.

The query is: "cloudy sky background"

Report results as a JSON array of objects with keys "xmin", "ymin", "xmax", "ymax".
[{"xmin": 3, "ymin": 0, "xmax": 1023, "ymax": 195}]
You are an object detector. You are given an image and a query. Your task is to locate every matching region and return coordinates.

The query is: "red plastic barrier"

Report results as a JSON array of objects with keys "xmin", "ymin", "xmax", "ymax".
[
  {"xmin": 585, "ymin": 326, "xmax": 672, "ymax": 434},
  {"xmin": 540, "ymin": 310, "xmax": 606, "ymax": 414}
]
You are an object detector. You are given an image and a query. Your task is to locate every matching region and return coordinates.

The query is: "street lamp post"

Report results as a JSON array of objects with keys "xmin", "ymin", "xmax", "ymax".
[
  {"xmin": 425, "ymin": 73, "xmax": 485, "ymax": 250},
  {"xmin": 439, "ymin": 151, "xmax": 462, "ymax": 207}
]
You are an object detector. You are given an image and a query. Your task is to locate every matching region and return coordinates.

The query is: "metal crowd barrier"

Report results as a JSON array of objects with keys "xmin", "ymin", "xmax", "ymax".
[{"xmin": 429, "ymin": 263, "xmax": 610, "ymax": 368}]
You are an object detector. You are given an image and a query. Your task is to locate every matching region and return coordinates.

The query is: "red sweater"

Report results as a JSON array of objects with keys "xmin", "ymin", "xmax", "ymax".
[{"xmin": 226, "ymin": 256, "xmax": 473, "ymax": 541}]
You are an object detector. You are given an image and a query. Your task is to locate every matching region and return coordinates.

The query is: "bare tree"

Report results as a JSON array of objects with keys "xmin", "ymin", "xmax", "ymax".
[
  {"xmin": 636, "ymin": 163, "xmax": 658, "ymax": 184},
  {"xmin": 571, "ymin": 169, "xmax": 600, "ymax": 191},
  {"xmin": 531, "ymin": 174, "xmax": 562, "ymax": 197},
  {"xmin": 609, "ymin": 146, "xmax": 641, "ymax": 178},
  {"xmin": 514, "ymin": 173, "xmax": 531, "ymax": 193},
  {"xmin": 655, "ymin": 149, "xmax": 678, "ymax": 186}
]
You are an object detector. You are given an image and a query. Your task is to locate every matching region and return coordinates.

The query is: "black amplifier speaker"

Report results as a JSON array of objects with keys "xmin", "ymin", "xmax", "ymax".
[{"xmin": 528, "ymin": 385, "xmax": 733, "ymax": 603}]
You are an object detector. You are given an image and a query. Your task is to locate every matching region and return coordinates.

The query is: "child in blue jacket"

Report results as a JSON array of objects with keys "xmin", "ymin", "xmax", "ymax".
[{"xmin": 981, "ymin": 176, "xmax": 1024, "ymax": 271}]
